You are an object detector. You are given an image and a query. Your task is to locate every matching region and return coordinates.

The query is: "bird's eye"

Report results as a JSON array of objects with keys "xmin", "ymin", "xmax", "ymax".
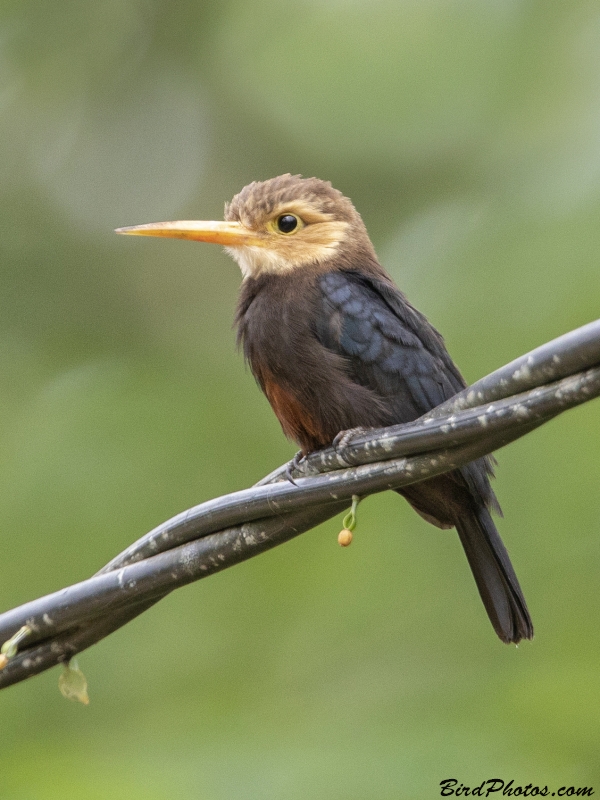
[{"xmin": 276, "ymin": 214, "xmax": 299, "ymax": 234}]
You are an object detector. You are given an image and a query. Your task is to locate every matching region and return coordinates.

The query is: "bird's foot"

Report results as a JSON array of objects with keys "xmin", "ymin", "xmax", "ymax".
[
  {"xmin": 284, "ymin": 450, "xmax": 305, "ymax": 486},
  {"xmin": 332, "ymin": 427, "xmax": 368, "ymax": 465}
]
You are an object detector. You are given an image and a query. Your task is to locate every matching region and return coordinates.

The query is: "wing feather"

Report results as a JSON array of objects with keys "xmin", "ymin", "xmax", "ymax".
[
  {"xmin": 317, "ymin": 270, "xmax": 464, "ymax": 420},
  {"xmin": 316, "ymin": 269, "xmax": 498, "ymax": 512}
]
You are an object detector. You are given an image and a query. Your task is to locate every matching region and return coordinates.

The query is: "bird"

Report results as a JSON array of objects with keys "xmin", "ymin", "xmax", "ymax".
[{"xmin": 116, "ymin": 173, "xmax": 533, "ymax": 644}]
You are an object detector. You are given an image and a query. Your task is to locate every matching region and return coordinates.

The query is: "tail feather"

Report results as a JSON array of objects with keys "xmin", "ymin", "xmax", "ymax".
[{"xmin": 455, "ymin": 506, "xmax": 533, "ymax": 644}]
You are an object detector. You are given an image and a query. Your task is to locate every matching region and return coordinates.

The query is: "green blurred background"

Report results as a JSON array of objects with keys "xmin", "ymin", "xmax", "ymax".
[{"xmin": 1, "ymin": 1, "xmax": 599, "ymax": 797}]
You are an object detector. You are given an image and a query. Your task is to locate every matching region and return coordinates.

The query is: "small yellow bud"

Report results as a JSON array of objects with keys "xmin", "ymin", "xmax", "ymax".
[
  {"xmin": 338, "ymin": 529, "xmax": 353, "ymax": 547},
  {"xmin": 0, "ymin": 654, "xmax": 8, "ymax": 670}
]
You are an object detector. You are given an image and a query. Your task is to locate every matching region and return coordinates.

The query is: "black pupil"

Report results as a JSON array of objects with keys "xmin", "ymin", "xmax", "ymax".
[{"xmin": 277, "ymin": 214, "xmax": 298, "ymax": 233}]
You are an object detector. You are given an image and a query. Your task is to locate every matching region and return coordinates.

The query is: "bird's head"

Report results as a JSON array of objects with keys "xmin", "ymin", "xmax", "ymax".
[{"xmin": 116, "ymin": 174, "xmax": 377, "ymax": 278}]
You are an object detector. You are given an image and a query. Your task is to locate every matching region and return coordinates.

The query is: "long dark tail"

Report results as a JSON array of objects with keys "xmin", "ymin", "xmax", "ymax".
[{"xmin": 455, "ymin": 506, "xmax": 533, "ymax": 644}]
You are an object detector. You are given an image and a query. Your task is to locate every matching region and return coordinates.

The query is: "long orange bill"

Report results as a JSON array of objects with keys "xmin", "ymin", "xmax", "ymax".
[{"xmin": 115, "ymin": 220, "xmax": 259, "ymax": 247}]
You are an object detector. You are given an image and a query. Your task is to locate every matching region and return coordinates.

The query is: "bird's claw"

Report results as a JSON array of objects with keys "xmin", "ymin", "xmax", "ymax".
[
  {"xmin": 284, "ymin": 451, "xmax": 305, "ymax": 486},
  {"xmin": 332, "ymin": 427, "xmax": 368, "ymax": 464}
]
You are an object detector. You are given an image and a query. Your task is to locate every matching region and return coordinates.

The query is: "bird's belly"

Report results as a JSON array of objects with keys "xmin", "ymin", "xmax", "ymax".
[{"xmin": 262, "ymin": 376, "xmax": 328, "ymax": 452}]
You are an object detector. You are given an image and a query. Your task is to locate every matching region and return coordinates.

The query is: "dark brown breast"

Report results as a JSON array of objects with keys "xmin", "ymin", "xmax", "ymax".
[{"xmin": 235, "ymin": 269, "xmax": 393, "ymax": 452}]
